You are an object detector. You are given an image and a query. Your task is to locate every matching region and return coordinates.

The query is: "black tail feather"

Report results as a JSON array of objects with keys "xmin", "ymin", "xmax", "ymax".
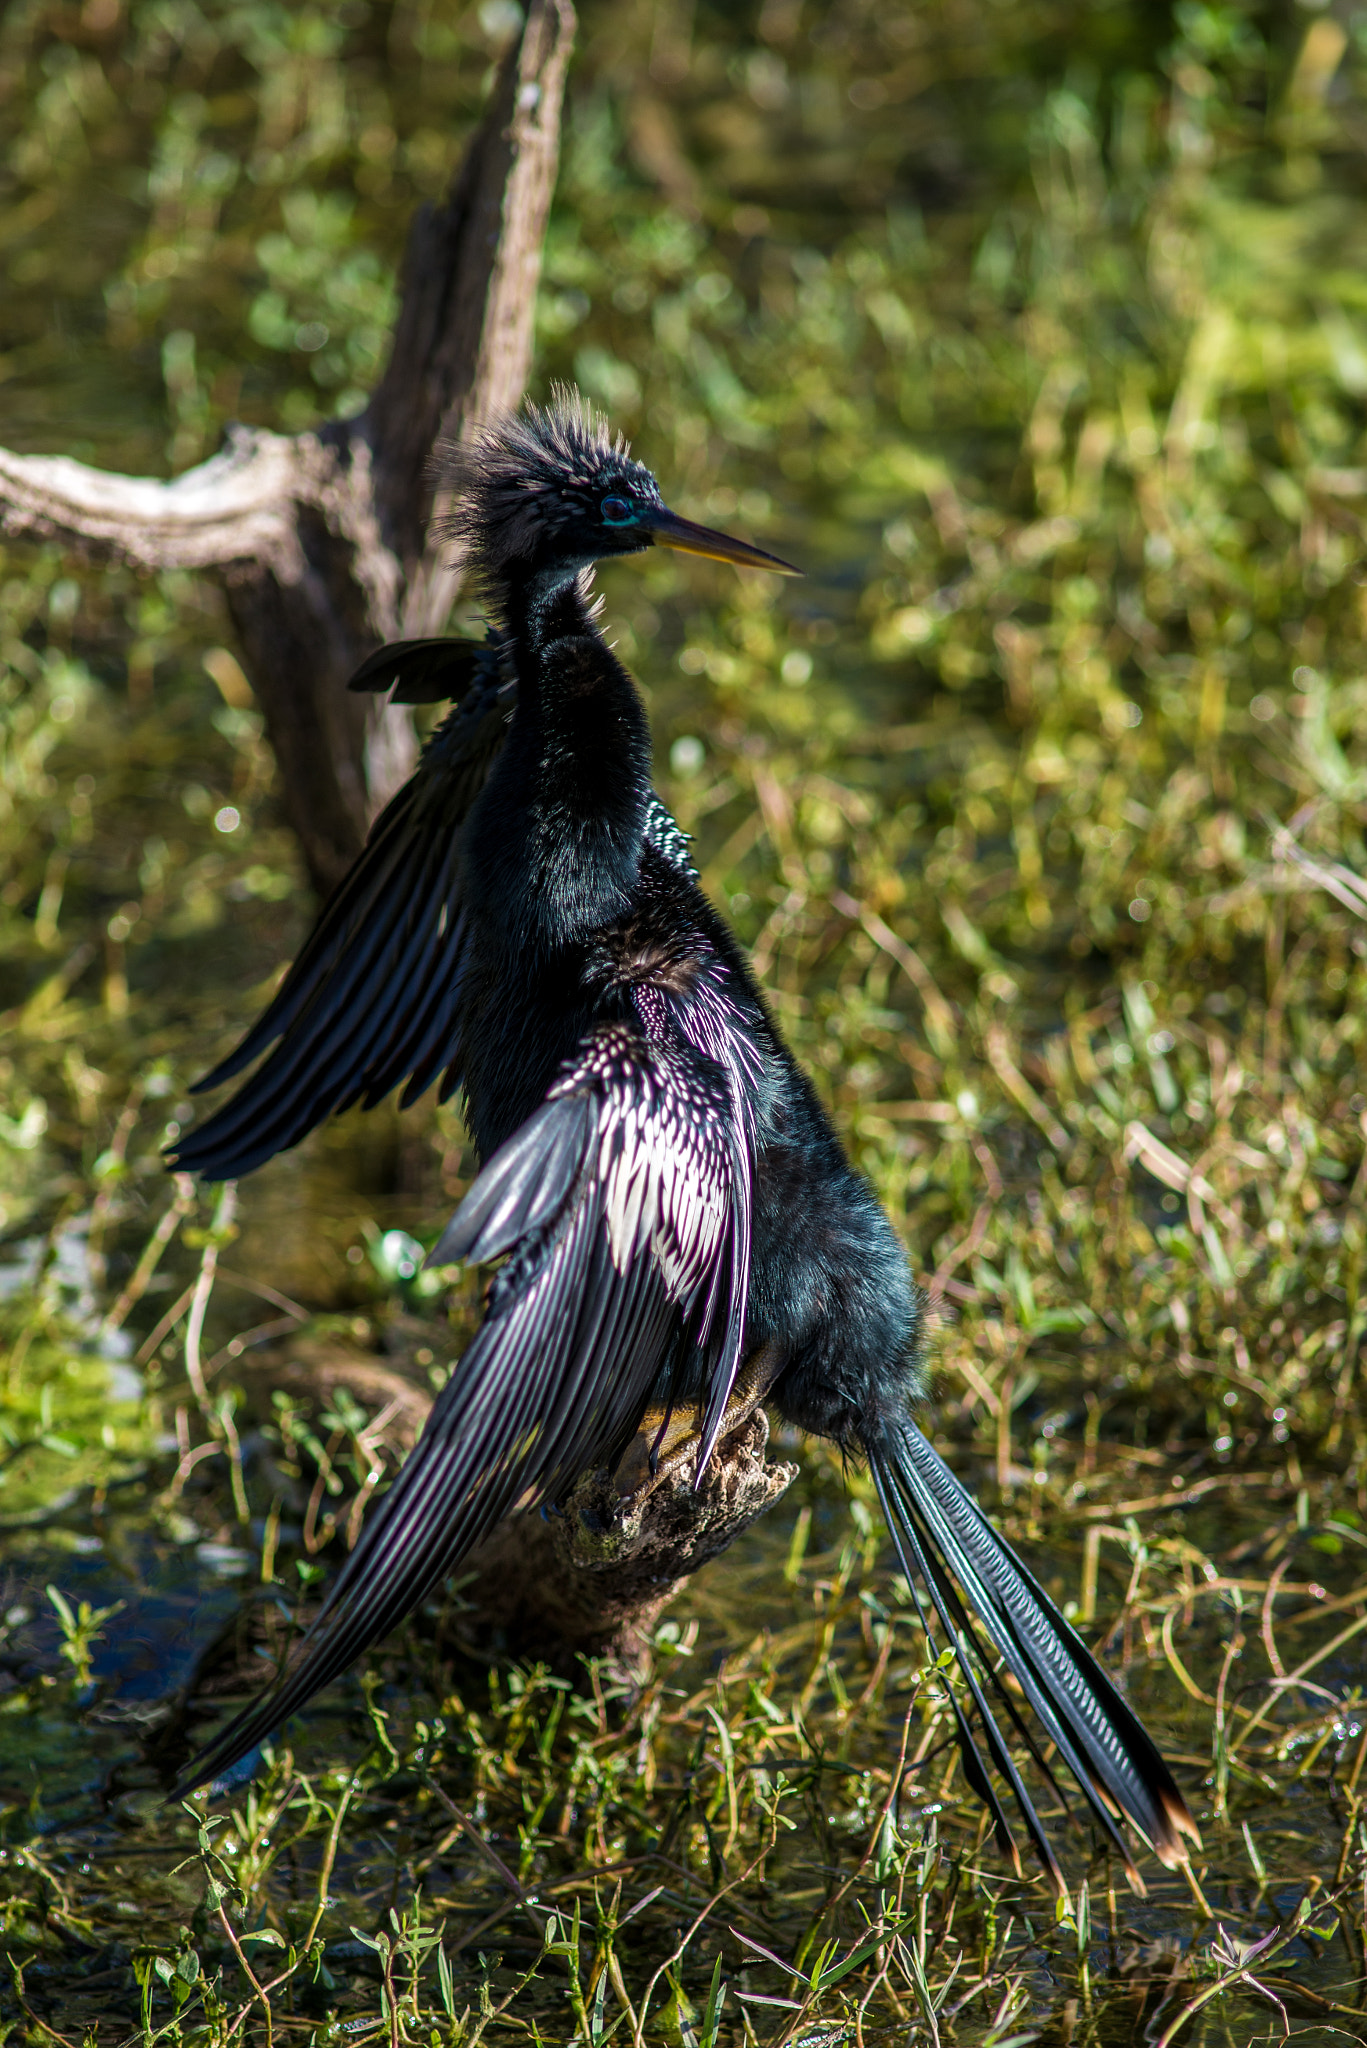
[
  {"xmin": 949, "ymin": 1697, "xmax": 1021, "ymax": 1873},
  {"xmin": 868, "ymin": 1420, "xmax": 1199, "ymax": 1887},
  {"xmin": 870, "ymin": 1456, "xmax": 1066, "ymax": 1890},
  {"xmin": 875, "ymin": 1450, "xmax": 1141, "ymax": 1884}
]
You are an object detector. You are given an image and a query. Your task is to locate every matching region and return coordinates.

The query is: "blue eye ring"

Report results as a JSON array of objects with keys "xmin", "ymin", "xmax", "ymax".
[{"xmin": 601, "ymin": 495, "xmax": 635, "ymax": 525}]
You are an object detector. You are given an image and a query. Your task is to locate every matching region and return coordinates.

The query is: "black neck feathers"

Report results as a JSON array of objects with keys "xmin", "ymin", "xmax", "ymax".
[{"xmin": 467, "ymin": 568, "xmax": 650, "ymax": 949}]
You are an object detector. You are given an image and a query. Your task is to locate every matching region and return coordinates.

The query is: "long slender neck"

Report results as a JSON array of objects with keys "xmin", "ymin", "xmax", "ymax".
[
  {"xmin": 470, "ymin": 564, "xmax": 651, "ymax": 947},
  {"xmin": 512, "ymin": 562, "xmax": 596, "ymax": 659}
]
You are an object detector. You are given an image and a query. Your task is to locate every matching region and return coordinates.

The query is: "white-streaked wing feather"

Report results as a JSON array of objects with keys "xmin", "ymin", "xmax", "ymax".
[{"xmin": 178, "ymin": 1018, "xmax": 750, "ymax": 1793}]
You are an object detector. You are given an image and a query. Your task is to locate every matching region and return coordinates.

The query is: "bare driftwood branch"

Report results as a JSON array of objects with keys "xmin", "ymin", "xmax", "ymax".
[
  {"xmin": 0, "ymin": 0, "xmax": 576, "ymax": 895},
  {"xmin": 0, "ymin": 430, "xmax": 309, "ymax": 575},
  {"xmin": 371, "ymin": 0, "xmax": 575, "ymax": 636}
]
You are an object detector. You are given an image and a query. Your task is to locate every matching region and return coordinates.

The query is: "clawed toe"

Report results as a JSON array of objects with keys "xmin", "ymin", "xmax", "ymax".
[{"xmin": 610, "ymin": 1341, "xmax": 784, "ymax": 1507}]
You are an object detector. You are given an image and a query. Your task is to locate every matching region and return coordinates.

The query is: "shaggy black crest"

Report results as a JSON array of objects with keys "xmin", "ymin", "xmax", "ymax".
[{"xmin": 438, "ymin": 387, "xmax": 662, "ymax": 582}]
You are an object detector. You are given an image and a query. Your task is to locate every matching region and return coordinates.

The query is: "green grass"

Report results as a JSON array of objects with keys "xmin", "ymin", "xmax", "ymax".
[{"xmin": 4, "ymin": 1, "xmax": 1367, "ymax": 2040}]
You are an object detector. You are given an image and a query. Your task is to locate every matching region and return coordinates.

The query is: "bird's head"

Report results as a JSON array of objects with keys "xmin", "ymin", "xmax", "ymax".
[{"xmin": 441, "ymin": 388, "xmax": 797, "ymax": 590}]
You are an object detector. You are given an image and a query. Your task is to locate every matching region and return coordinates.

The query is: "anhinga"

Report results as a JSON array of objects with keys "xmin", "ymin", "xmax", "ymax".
[{"xmin": 172, "ymin": 394, "xmax": 1198, "ymax": 1890}]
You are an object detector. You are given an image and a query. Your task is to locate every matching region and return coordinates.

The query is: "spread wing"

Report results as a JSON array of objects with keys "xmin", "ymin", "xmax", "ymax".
[
  {"xmin": 171, "ymin": 637, "xmax": 698, "ymax": 1182},
  {"xmin": 177, "ymin": 1019, "xmax": 751, "ymax": 1792},
  {"xmin": 169, "ymin": 643, "xmax": 510, "ymax": 1181}
]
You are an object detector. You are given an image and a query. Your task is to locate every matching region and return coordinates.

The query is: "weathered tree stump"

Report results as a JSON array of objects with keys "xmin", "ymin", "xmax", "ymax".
[{"xmin": 457, "ymin": 1410, "xmax": 797, "ymax": 1679}]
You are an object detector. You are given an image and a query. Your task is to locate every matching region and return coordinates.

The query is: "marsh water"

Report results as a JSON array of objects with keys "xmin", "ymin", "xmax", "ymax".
[{"xmin": 6, "ymin": 2, "xmax": 1367, "ymax": 2040}]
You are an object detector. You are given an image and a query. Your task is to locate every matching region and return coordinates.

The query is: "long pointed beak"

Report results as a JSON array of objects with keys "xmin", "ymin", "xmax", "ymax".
[{"xmin": 644, "ymin": 506, "xmax": 800, "ymax": 575}]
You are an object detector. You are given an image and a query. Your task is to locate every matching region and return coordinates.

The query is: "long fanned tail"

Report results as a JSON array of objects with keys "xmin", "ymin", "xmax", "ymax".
[{"xmin": 867, "ymin": 1420, "xmax": 1199, "ymax": 1892}]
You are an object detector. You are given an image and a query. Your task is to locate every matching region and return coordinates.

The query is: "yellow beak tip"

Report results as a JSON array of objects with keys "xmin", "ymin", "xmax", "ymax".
[{"xmin": 647, "ymin": 511, "xmax": 800, "ymax": 577}]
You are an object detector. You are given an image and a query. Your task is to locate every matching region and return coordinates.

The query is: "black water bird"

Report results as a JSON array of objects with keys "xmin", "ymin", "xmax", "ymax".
[{"xmin": 173, "ymin": 396, "xmax": 1198, "ymax": 1889}]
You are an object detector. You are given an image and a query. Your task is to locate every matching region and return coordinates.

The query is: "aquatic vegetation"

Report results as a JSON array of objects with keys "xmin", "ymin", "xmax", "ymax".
[{"xmin": 3, "ymin": 1, "xmax": 1367, "ymax": 2039}]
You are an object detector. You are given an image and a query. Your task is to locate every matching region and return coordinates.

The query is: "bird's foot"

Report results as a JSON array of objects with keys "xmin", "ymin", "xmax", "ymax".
[{"xmin": 608, "ymin": 1341, "xmax": 785, "ymax": 1507}]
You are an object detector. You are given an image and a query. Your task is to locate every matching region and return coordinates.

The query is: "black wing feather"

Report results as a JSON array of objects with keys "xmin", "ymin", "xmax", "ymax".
[
  {"xmin": 171, "ymin": 640, "xmax": 699, "ymax": 1184},
  {"xmin": 177, "ymin": 1020, "xmax": 750, "ymax": 1793},
  {"xmin": 346, "ymin": 636, "xmax": 494, "ymax": 705},
  {"xmin": 432, "ymin": 1094, "xmax": 594, "ymax": 1264},
  {"xmin": 169, "ymin": 662, "xmax": 509, "ymax": 1180}
]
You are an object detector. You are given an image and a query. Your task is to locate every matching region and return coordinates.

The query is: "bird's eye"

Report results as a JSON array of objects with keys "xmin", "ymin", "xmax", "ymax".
[{"xmin": 601, "ymin": 496, "xmax": 635, "ymax": 525}]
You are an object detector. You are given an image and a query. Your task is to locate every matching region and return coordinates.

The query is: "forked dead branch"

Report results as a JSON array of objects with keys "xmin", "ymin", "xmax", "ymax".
[{"xmin": 0, "ymin": 1, "xmax": 573, "ymax": 899}]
